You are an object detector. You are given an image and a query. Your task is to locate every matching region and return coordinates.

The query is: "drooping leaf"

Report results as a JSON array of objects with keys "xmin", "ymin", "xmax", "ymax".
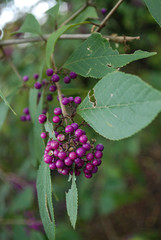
[
  {"xmin": 71, "ymin": 6, "xmax": 98, "ymax": 24},
  {"xmin": 29, "ymin": 89, "xmax": 45, "ymax": 163},
  {"xmin": 37, "ymin": 160, "xmax": 55, "ymax": 240},
  {"xmin": 0, "ymin": 90, "xmax": 16, "ymax": 129},
  {"xmin": 44, "ymin": 120, "xmax": 55, "ymax": 139},
  {"xmin": 77, "ymin": 71, "xmax": 161, "ymax": 140},
  {"xmin": 66, "ymin": 174, "xmax": 78, "ymax": 229},
  {"xmin": 64, "ymin": 33, "xmax": 156, "ymax": 78},
  {"xmin": 46, "ymin": 23, "xmax": 88, "ymax": 68},
  {"xmin": 144, "ymin": 0, "xmax": 161, "ymax": 27},
  {"xmin": 0, "ymin": 89, "xmax": 16, "ymax": 115},
  {"xmin": 16, "ymin": 14, "xmax": 42, "ymax": 35},
  {"xmin": 45, "ymin": 3, "xmax": 59, "ymax": 19},
  {"xmin": 10, "ymin": 187, "xmax": 34, "ymax": 212}
]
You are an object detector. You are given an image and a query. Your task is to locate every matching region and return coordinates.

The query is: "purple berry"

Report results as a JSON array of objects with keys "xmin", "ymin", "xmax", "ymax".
[
  {"xmin": 83, "ymin": 168, "xmax": 91, "ymax": 174},
  {"xmin": 75, "ymin": 129, "xmax": 84, "ymax": 137},
  {"xmin": 61, "ymin": 168, "xmax": 69, "ymax": 175},
  {"xmin": 76, "ymin": 147, "xmax": 86, "ymax": 157},
  {"xmin": 46, "ymin": 94, "xmax": 53, "ymax": 101},
  {"xmin": 38, "ymin": 114, "xmax": 47, "ymax": 124},
  {"xmin": 94, "ymin": 151, "xmax": 103, "ymax": 159},
  {"xmin": 96, "ymin": 144, "xmax": 104, "ymax": 151},
  {"xmin": 45, "ymin": 145, "xmax": 53, "ymax": 152},
  {"xmin": 64, "ymin": 76, "xmax": 71, "ymax": 84},
  {"xmin": 68, "ymin": 96, "xmax": 74, "ymax": 102},
  {"xmin": 33, "ymin": 73, "xmax": 39, "ymax": 80},
  {"xmin": 49, "ymin": 163, "xmax": 56, "ymax": 170},
  {"xmin": 64, "ymin": 157, "xmax": 73, "ymax": 166},
  {"xmin": 92, "ymin": 159, "xmax": 102, "ymax": 166},
  {"xmin": 79, "ymin": 135, "xmax": 88, "ymax": 144},
  {"xmin": 44, "ymin": 155, "xmax": 53, "ymax": 164},
  {"xmin": 71, "ymin": 123, "xmax": 79, "ymax": 130},
  {"xmin": 82, "ymin": 143, "xmax": 91, "ymax": 151},
  {"xmin": 52, "ymin": 116, "xmax": 60, "ymax": 123},
  {"xmin": 56, "ymin": 160, "xmax": 64, "ymax": 168},
  {"xmin": 46, "ymin": 68, "xmax": 54, "ymax": 76},
  {"xmin": 26, "ymin": 115, "xmax": 31, "ymax": 121},
  {"xmin": 58, "ymin": 151, "xmax": 67, "ymax": 160},
  {"xmin": 42, "ymin": 79, "xmax": 47, "ymax": 85},
  {"xmin": 50, "ymin": 140, "xmax": 59, "ymax": 149},
  {"xmin": 54, "ymin": 107, "xmax": 62, "ymax": 115},
  {"xmin": 86, "ymin": 163, "xmax": 94, "ymax": 171},
  {"xmin": 62, "ymin": 97, "xmax": 69, "ymax": 105},
  {"xmin": 85, "ymin": 173, "xmax": 92, "ymax": 179},
  {"xmin": 42, "ymin": 109, "xmax": 47, "ymax": 114},
  {"xmin": 53, "ymin": 149, "xmax": 59, "ymax": 157},
  {"xmin": 86, "ymin": 153, "xmax": 94, "ymax": 161},
  {"xmin": 34, "ymin": 82, "xmax": 42, "ymax": 89},
  {"xmin": 65, "ymin": 125, "xmax": 74, "ymax": 133},
  {"xmin": 57, "ymin": 133, "xmax": 65, "ymax": 142},
  {"xmin": 75, "ymin": 158, "xmax": 84, "ymax": 168},
  {"xmin": 55, "ymin": 131, "xmax": 59, "ymax": 137},
  {"xmin": 23, "ymin": 107, "xmax": 29, "ymax": 115},
  {"xmin": 92, "ymin": 166, "xmax": 98, "ymax": 173},
  {"xmin": 74, "ymin": 96, "xmax": 81, "ymax": 104},
  {"xmin": 23, "ymin": 75, "xmax": 29, "ymax": 82},
  {"xmin": 51, "ymin": 74, "xmax": 60, "ymax": 82},
  {"xmin": 49, "ymin": 85, "xmax": 57, "ymax": 92},
  {"xmin": 101, "ymin": 8, "xmax": 107, "ymax": 15},
  {"xmin": 20, "ymin": 115, "xmax": 26, "ymax": 121},
  {"xmin": 69, "ymin": 72, "xmax": 77, "ymax": 79},
  {"xmin": 69, "ymin": 152, "xmax": 77, "ymax": 160}
]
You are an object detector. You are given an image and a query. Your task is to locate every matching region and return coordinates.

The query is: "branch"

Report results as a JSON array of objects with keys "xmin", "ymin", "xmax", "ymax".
[
  {"xmin": 96, "ymin": 0, "xmax": 124, "ymax": 32},
  {"xmin": 60, "ymin": 1, "xmax": 89, "ymax": 27},
  {"xmin": 0, "ymin": 34, "xmax": 140, "ymax": 47}
]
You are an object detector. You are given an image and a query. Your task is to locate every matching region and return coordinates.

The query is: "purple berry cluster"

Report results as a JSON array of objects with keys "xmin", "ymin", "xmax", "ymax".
[
  {"xmin": 20, "ymin": 107, "xmax": 31, "ymax": 122},
  {"xmin": 39, "ymin": 105, "xmax": 104, "ymax": 179}
]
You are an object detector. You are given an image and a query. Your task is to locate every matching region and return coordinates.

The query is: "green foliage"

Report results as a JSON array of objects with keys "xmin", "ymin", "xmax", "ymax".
[
  {"xmin": 144, "ymin": 0, "xmax": 161, "ymax": 26},
  {"xmin": 64, "ymin": 33, "xmax": 156, "ymax": 78},
  {"xmin": 44, "ymin": 119, "xmax": 55, "ymax": 139},
  {"xmin": 71, "ymin": 6, "xmax": 98, "ymax": 24},
  {"xmin": 16, "ymin": 13, "xmax": 42, "ymax": 35},
  {"xmin": 29, "ymin": 89, "xmax": 45, "ymax": 164},
  {"xmin": 77, "ymin": 71, "xmax": 161, "ymax": 140},
  {"xmin": 66, "ymin": 175, "xmax": 78, "ymax": 229},
  {"xmin": 45, "ymin": 3, "xmax": 60, "ymax": 19},
  {"xmin": 0, "ymin": 89, "xmax": 16, "ymax": 115},
  {"xmin": 10, "ymin": 187, "xmax": 34, "ymax": 212},
  {"xmin": 36, "ymin": 161, "xmax": 55, "ymax": 240}
]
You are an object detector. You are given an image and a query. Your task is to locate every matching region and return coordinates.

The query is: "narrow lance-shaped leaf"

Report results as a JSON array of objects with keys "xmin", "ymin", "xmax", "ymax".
[
  {"xmin": 144, "ymin": 0, "xmax": 161, "ymax": 27},
  {"xmin": 37, "ymin": 161, "xmax": 56, "ymax": 240},
  {"xmin": 45, "ymin": 3, "xmax": 59, "ymax": 19},
  {"xmin": 15, "ymin": 14, "xmax": 42, "ymax": 35},
  {"xmin": 66, "ymin": 174, "xmax": 78, "ymax": 229},
  {"xmin": 77, "ymin": 71, "xmax": 161, "ymax": 140},
  {"xmin": 71, "ymin": 6, "xmax": 98, "ymax": 24},
  {"xmin": 44, "ymin": 119, "xmax": 55, "ymax": 139},
  {"xmin": 64, "ymin": 33, "xmax": 156, "ymax": 78},
  {"xmin": 0, "ymin": 89, "xmax": 16, "ymax": 115}
]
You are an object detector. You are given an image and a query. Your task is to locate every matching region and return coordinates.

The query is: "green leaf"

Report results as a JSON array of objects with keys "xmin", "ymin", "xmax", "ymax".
[
  {"xmin": 45, "ymin": 3, "xmax": 59, "ymax": 19},
  {"xmin": 16, "ymin": 14, "xmax": 42, "ymax": 35},
  {"xmin": 71, "ymin": 6, "xmax": 98, "ymax": 24},
  {"xmin": 66, "ymin": 174, "xmax": 78, "ymax": 229},
  {"xmin": 64, "ymin": 33, "xmax": 156, "ymax": 78},
  {"xmin": 77, "ymin": 71, "xmax": 161, "ymax": 140},
  {"xmin": 37, "ymin": 160, "xmax": 55, "ymax": 240},
  {"xmin": 44, "ymin": 120, "xmax": 55, "ymax": 139},
  {"xmin": 0, "ymin": 91, "xmax": 16, "ymax": 129},
  {"xmin": 0, "ymin": 89, "xmax": 16, "ymax": 115},
  {"xmin": 46, "ymin": 23, "xmax": 87, "ymax": 68},
  {"xmin": 144, "ymin": 0, "xmax": 161, "ymax": 27},
  {"xmin": 10, "ymin": 187, "xmax": 34, "ymax": 212},
  {"xmin": 29, "ymin": 89, "xmax": 45, "ymax": 163}
]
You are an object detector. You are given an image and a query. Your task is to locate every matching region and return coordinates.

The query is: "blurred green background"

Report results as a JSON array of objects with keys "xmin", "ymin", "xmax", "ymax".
[{"xmin": 0, "ymin": 0, "xmax": 161, "ymax": 239}]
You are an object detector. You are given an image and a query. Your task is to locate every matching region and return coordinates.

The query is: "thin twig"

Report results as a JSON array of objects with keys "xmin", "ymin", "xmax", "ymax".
[
  {"xmin": 96, "ymin": 0, "xmax": 124, "ymax": 32},
  {"xmin": 60, "ymin": 1, "xmax": 89, "ymax": 27},
  {"xmin": 0, "ymin": 34, "xmax": 140, "ymax": 47}
]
